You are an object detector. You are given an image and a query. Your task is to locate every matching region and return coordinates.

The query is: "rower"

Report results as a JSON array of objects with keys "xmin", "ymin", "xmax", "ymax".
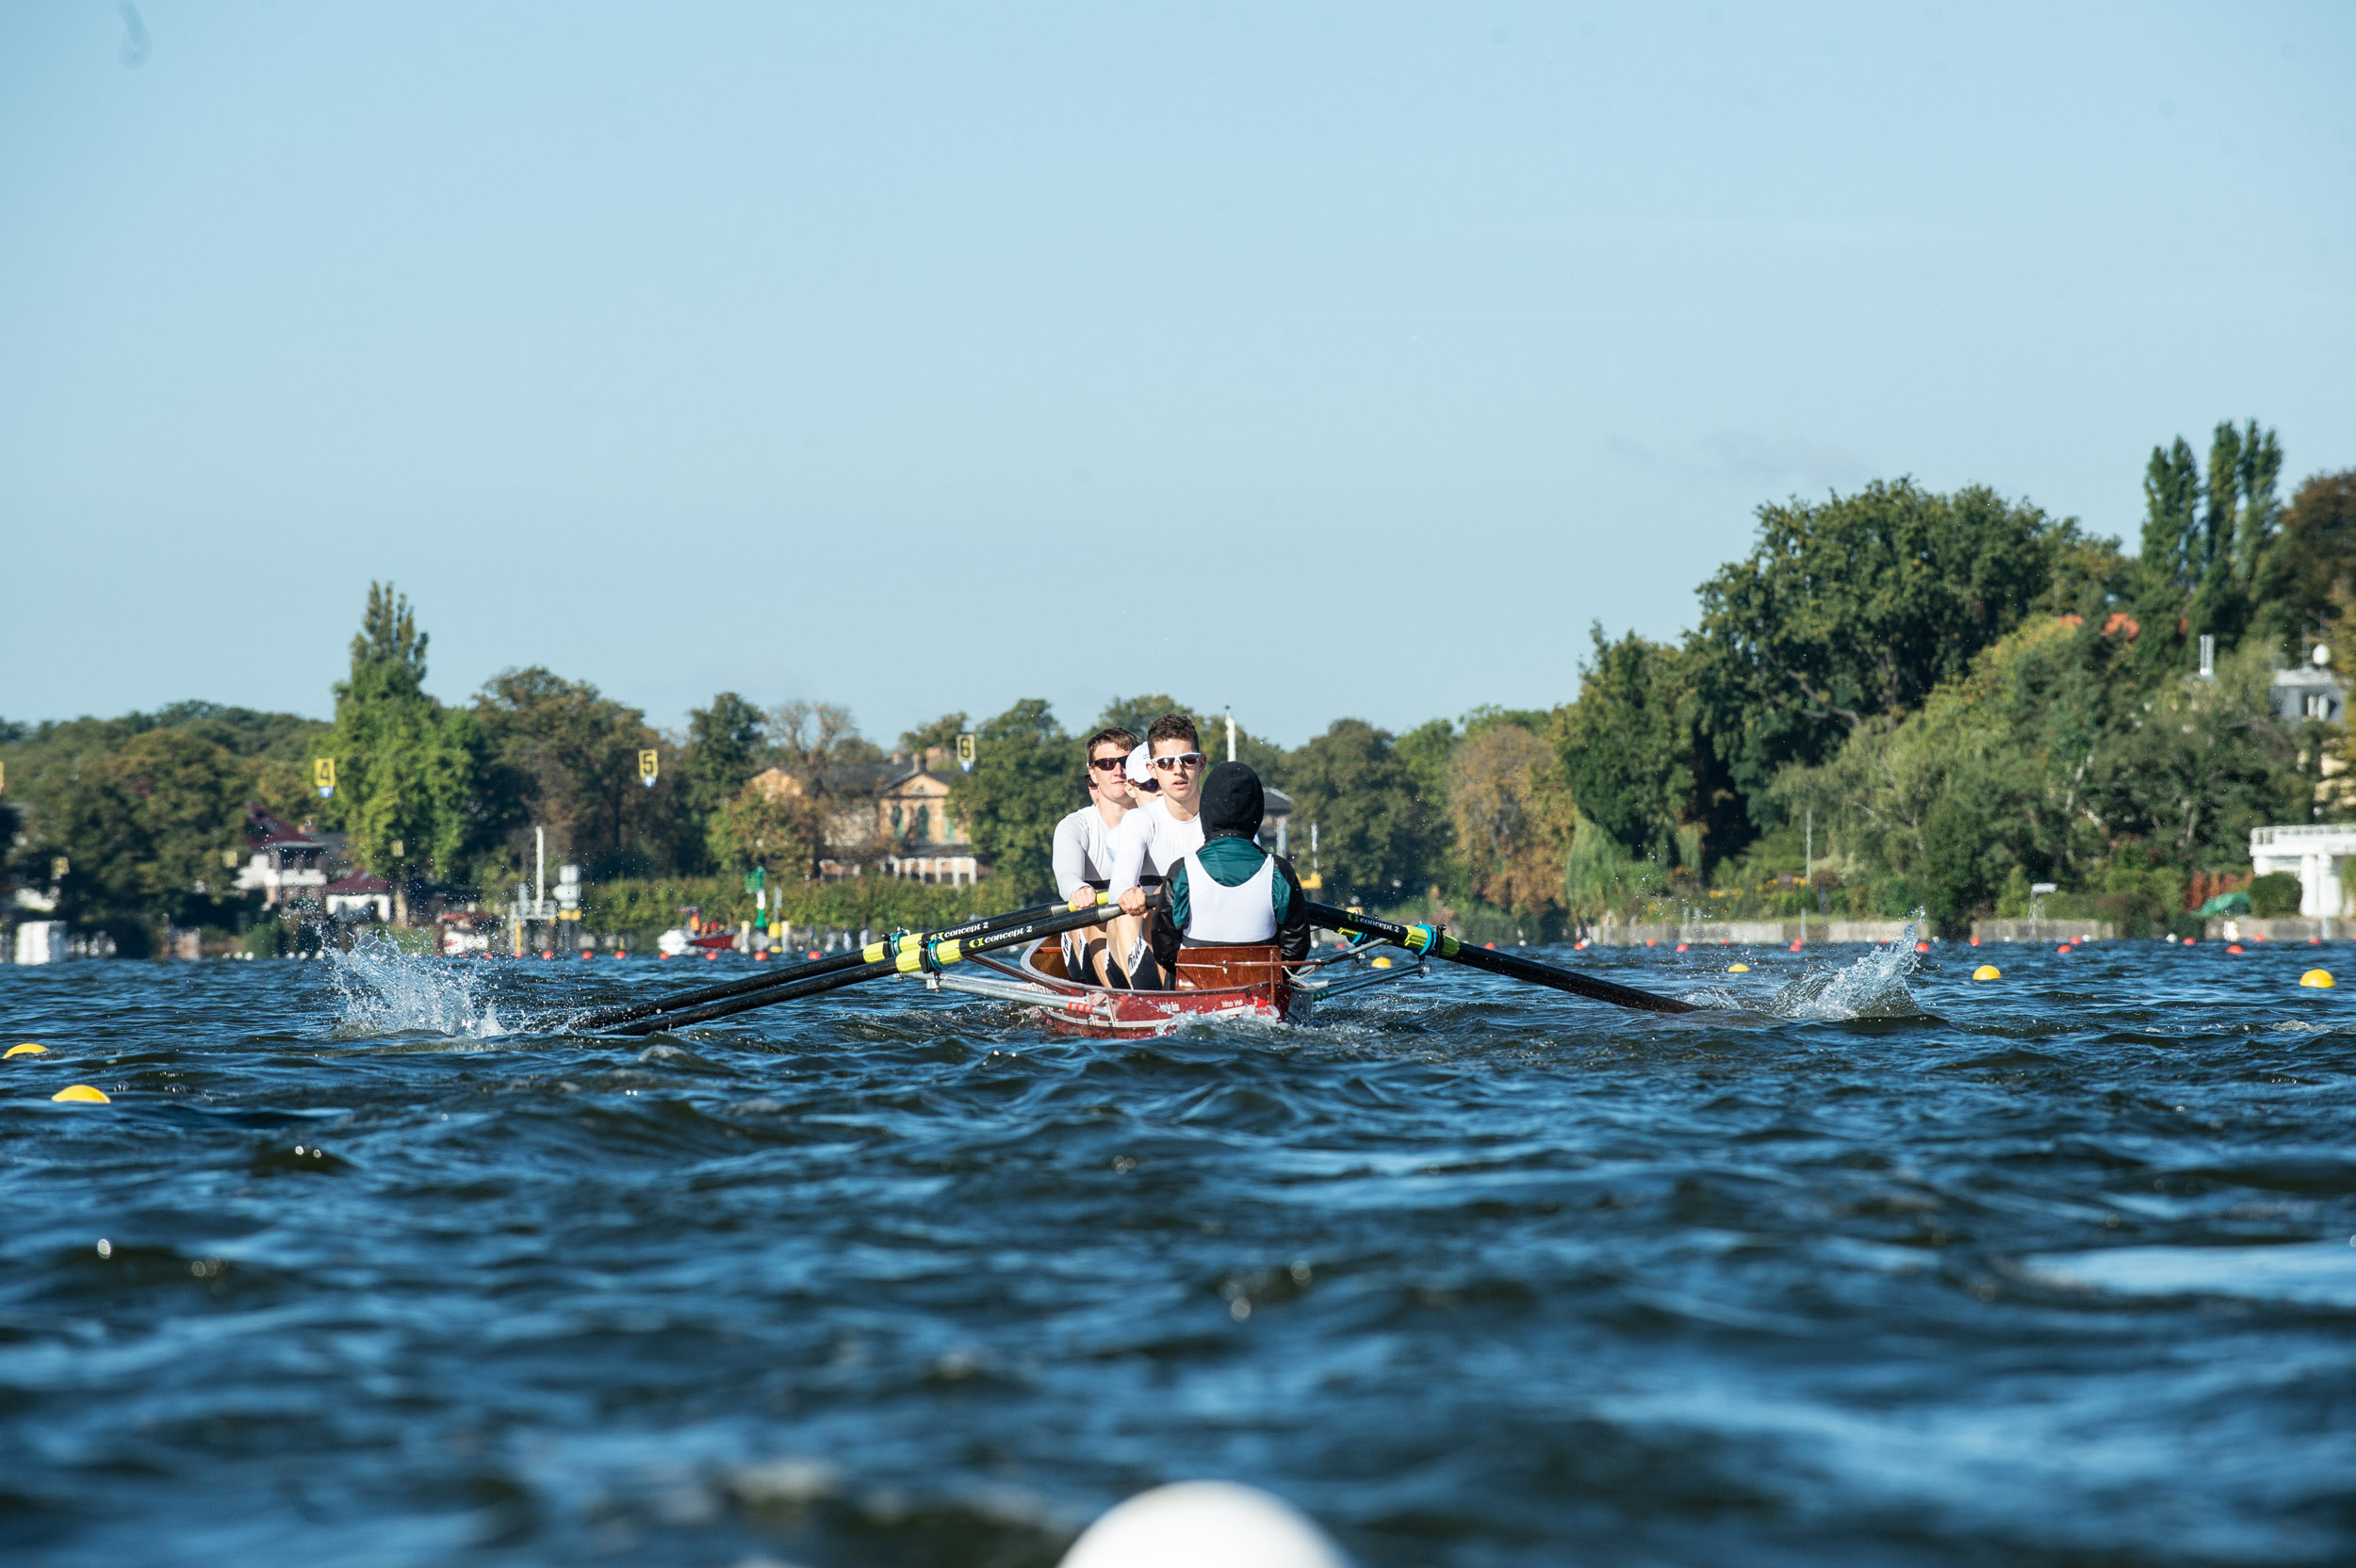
[
  {"xmin": 1145, "ymin": 760, "xmax": 1311, "ymax": 983},
  {"xmin": 1051, "ymin": 726, "xmax": 1139, "ymax": 984},
  {"xmin": 1106, "ymin": 714, "xmax": 1211, "ymax": 988}
]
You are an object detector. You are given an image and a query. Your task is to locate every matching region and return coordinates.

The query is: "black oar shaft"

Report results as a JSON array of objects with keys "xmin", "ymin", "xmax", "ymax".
[
  {"xmin": 574, "ymin": 899, "xmax": 1074, "ymax": 1031},
  {"xmin": 608, "ymin": 903, "xmax": 1114, "ymax": 1036},
  {"xmin": 1306, "ymin": 902, "xmax": 1695, "ymax": 1015}
]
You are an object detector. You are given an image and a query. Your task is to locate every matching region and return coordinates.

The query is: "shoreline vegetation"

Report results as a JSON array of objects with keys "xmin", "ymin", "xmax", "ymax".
[{"xmin": 6, "ymin": 423, "xmax": 2351, "ymax": 957}]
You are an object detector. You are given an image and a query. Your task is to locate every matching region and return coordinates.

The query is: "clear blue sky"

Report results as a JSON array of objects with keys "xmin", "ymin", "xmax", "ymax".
[{"xmin": 4, "ymin": 2, "xmax": 2350, "ymax": 747}]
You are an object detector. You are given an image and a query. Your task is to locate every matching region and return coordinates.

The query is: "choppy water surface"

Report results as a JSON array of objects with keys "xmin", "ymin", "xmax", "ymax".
[{"xmin": 7, "ymin": 935, "xmax": 2356, "ymax": 1566}]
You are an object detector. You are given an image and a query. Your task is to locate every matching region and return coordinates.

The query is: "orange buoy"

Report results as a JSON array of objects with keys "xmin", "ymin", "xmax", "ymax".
[
  {"xmin": 1485, "ymin": 941, "xmax": 1497, "ymax": 950},
  {"xmin": 1970, "ymin": 936, "xmax": 1981, "ymax": 946},
  {"xmin": 2057, "ymin": 944, "xmax": 2072, "ymax": 955},
  {"xmin": 1644, "ymin": 939, "xmax": 1656, "ymax": 948},
  {"xmin": 2227, "ymin": 943, "xmax": 2245, "ymax": 954},
  {"xmin": 1789, "ymin": 939, "xmax": 1803, "ymax": 952},
  {"xmin": 808, "ymin": 949, "xmax": 821, "ymax": 959},
  {"xmin": 1914, "ymin": 940, "xmax": 1930, "ymax": 953},
  {"xmin": 1675, "ymin": 942, "xmax": 1689, "ymax": 953}
]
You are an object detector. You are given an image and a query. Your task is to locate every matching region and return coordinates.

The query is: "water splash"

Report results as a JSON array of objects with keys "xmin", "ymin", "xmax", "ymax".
[
  {"xmin": 1760, "ymin": 913, "xmax": 1927, "ymax": 1020},
  {"xmin": 325, "ymin": 930, "xmax": 510, "ymax": 1039}
]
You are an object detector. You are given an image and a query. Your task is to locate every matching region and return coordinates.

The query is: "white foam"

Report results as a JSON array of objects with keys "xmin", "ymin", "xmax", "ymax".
[
  {"xmin": 2020, "ymin": 1240, "xmax": 2356, "ymax": 1308},
  {"xmin": 1761, "ymin": 913, "xmax": 1927, "ymax": 1021},
  {"xmin": 325, "ymin": 931, "xmax": 510, "ymax": 1038}
]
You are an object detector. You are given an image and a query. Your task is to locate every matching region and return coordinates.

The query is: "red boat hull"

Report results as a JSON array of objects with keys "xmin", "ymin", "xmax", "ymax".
[{"xmin": 1015, "ymin": 939, "xmax": 1303, "ymax": 1037}]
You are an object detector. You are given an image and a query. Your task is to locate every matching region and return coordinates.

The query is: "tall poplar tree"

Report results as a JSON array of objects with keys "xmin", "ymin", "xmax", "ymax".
[{"xmin": 324, "ymin": 583, "xmax": 477, "ymax": 923}]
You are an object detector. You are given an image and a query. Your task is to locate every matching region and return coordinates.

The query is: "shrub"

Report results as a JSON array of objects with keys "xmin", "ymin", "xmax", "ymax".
[{"xmin": 2249, "ymin": 872, "xmax": 2303, "ymax": 918}]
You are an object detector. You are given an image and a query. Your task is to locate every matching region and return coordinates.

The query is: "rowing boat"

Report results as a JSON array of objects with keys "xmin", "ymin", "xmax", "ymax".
[{"xmin": 902, "ymin": 935, "xmax": 1425, "ymax": 1037}]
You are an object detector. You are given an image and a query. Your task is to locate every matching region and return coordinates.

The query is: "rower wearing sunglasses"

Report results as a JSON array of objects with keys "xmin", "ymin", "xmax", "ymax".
[
  {"xmin": 1051, "ymin": 726, "xmax": 1140, "ymax": 984},
  {"xmin": 1104, "ymin": 714, "xmax": 1211, "ymax": 988}
]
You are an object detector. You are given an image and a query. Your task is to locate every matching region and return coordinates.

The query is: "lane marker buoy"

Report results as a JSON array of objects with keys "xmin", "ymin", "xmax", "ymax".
[
  {"xmin": 51, "ymin": 1085, "xmax": 109, "ymax": 1103},
  {"xmin": 2301, "ymin": 969, "xmax": 2334, "ymax": 988},
  {"xmin": 1973, "ymin": 964, "xmax": 2002, "ymax": 981},
  {"xmin": 2057, "ymin": 944, "xmax": 2073, "ymax": 955},
  {"xmin": 1675, "ymin": 942, "xmax": 1689, "ymax": 952},
  {"xmin": 7, "ymin": 1043, "xmax": 47, "ymax": 1058},
  {"xmin": 1914, "ymin": 940, "xmax": 1930, "ymax": 953},
  {"xmin": 1727, "ymin": 962, "xmax": 1749, "ymax": 973},
  {"xmin": 1371, "ymin": 956, "xmax": 1393, "ymax": 968},
  {"xmin": 2227, "ymin": 944, "xmax": 2245, "ymax": 955}
]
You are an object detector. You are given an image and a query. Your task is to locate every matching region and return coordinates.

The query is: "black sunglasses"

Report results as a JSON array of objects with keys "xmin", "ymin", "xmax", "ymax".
[{"xmin": 1088, "ymin": 756, "xmax": 1127, "ymax": 772}]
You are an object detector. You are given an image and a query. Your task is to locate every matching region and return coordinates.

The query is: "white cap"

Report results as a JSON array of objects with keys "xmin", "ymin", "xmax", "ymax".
[
  {"xmin": 1059, "ymin": 1481, "xmax": 1351, "ymax": 1568},
  {"xmin": 1126, "ymin": 743, "xmax": 1154, "ymax": 784}
]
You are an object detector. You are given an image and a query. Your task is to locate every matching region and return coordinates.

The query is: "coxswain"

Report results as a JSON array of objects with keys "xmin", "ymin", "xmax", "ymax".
[
  {"xmin": 1051, "ymin": 726, "xmax": 1139, "ymax": 983},
  {"xmin": 1145, "ymin": 760, "xmax": 1310, "ymax": 977},
  {"xmin": 1105, "ymin": 714, "xmax": 1211, "ymax": 987}
]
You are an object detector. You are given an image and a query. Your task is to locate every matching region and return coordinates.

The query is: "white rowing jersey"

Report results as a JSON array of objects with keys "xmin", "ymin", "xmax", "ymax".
[
  {"xmin": 1052, "ymin": 804, "xmax": 1127, "ymax": 901},
  {"xmin": 1106, "ymin": 796, "xmax": 1205, "ymax": 894},
  {"xmin": 1179, "ymin": 849, "xmax": 1279, "ymax": 943}
]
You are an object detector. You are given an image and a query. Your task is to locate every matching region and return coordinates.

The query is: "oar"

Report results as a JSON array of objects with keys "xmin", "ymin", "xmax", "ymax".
[
  {"xmin": 600, "ymin": 901, "xmax": 1117, "ymax": 1037},
  {"xmin": 1307, "ymin": 903, "xmax": 1696, "ymax": 1015},
  {"xmin": 573, "ymin": 896, "xmax": 1088, "ymax": 1032}
]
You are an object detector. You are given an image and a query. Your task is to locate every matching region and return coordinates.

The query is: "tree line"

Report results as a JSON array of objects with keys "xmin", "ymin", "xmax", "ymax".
[{"xmin": 6, "ymin": 421, "xmax": 2351, "ymax": 952}]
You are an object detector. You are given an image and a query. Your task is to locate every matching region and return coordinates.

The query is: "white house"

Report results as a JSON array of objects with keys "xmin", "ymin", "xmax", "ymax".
[
  {"xmin": 2250, "ymin": 823, "xmax": 2356, "ymax": 918},
  {"xmin": 233, "ymin": 807, "xmax": 335, "ymax": 906},
  {"xmin": 323, "ymin": 872, "xmax": 395, "ymax": 923}
]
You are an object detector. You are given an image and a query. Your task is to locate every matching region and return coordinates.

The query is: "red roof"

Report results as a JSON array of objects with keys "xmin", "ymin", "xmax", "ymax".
[
  {"xmin": 246, "ymin": 804, "xmax": 325, "ymax": 850},
  {"xmin": 323, "ymin": 873, "xmax": 391, "ymax": 894}
]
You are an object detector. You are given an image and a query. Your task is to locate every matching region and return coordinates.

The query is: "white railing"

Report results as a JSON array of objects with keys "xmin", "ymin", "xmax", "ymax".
[{"xmin": 2250, "ymin": 824, "xmax": 2356, "ymax": 848}]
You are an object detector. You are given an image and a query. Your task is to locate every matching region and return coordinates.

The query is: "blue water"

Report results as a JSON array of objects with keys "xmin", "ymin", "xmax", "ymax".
[{"xmin": 6, "ymin": 936, "xmax": 2355, "ymax": 1565}]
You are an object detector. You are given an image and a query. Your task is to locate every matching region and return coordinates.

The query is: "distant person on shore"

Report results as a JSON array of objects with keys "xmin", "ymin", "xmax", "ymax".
[{"xmin": 1052, "ymin": 726, "xmax": 1138, "ymax": 984}]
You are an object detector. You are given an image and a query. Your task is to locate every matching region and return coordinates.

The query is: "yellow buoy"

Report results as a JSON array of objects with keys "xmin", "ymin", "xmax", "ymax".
[
  {"xmin": 1726, "ymin": 962, "xmax": 1750, "ymax": 973},
  {"xmin": 1973, "ymin": 964, "xmax": 2002, "ymax": 981},
  {"xmin": 1370, "ymin": 956, "xmax": 1393, "ymax": 968},
  {"xmin": 2300, "ymin": 969, "xmax": 2335, "ymax": 988},
  {"xmin": 7, "ymin": 1042, "xmax": 47, "ymax": 1058},
  {"xmin": 51, "ymin": 1085, "xmax": 110, "ymax": 1103}
]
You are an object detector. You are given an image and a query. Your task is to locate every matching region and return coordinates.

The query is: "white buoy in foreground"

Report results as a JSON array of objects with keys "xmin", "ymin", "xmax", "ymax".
[{"xmin": 1060, "ymin": 1480, "xmax": 1351, "ymax": 1568}]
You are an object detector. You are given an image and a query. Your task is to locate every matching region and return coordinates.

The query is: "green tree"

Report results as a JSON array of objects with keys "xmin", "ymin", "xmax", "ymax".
[
  {"xmin": 473, "ymin": 668, "xmax": 680, "ymax": 884},
  {"xmin": 47, "ymin": 728, "xmax": 250, "ymax": 946},
  {"xmin": 948, "ymin": 698, "xmax": 1071, "ymax": 900},
  {"xmin": 681, "ymin": 692, "xmax": 767, "ymax": 871},
  {"xmin": 1391, "ymin": 717, "xmax": 1461, "ymax": 896},
  {"xmin": 1282, "ymin": 719, "xmax": 1429, "ymax": 903},
  {"xmin": 898, "ymin": 710, "xmax": 969, "ymax": 760},
  {"xmin": 322, "ymin": 584, "xmax": 477, "ymax": 921},
  {"xmin": 2189, "ymin": 420, "xmax": 2283, "ymax": 648},
  {"xmin": 1448, "ymin": 723, "xmax": 1569, "ymax": 919},
  {"xmin": 2130, "ymin": 436, "xmax": 2202, "ymax": 677},
  {"xmin": 1555, "ymin": 626, "xmax": 1695, "ymax": 866},
  {"xmin": 1690, "ymin": 479, "xmax": 2083, "ymax": 841},
  {"xmin": 2258, "ymin": 468, "xmax": 2356, "ymax": 651},
  {"xmin": 1920, "ymin": 792, "xmax": 1991, "ymax": 938}
]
